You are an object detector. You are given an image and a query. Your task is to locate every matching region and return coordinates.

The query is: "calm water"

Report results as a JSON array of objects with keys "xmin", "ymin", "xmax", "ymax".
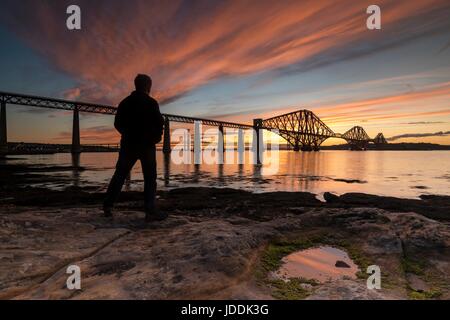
[
  {"xmin": 5, "ymin": 150, "xmax": 450, "ymax": 199},
  {"xmin": 274, "ymin": 246, "xmax": 359, "ymax": 283}
]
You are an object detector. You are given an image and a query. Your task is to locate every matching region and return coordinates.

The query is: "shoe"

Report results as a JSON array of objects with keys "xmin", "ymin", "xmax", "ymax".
[
  {"xmin": 145, "ymin": 210, "xmax": 168, "ymax": 222},
  {"xmin": 103, "ymin": 205, "xmax": 113, "ymax": 218}
]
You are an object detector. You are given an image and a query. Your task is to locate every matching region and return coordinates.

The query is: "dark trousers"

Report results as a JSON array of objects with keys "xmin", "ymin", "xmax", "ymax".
[{"xmin": 104, "ymin": 142, "xmax": 157, "ymax": 212}]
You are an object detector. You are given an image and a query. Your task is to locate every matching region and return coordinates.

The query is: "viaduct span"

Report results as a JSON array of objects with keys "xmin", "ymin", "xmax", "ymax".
[{"xmin": 0, "ymin": 91, "xmax": 387, "ymax": 159}]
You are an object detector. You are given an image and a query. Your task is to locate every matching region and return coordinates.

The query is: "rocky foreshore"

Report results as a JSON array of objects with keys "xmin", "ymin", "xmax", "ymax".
[{"xmin": 0, "ymin": 163, "xmax": 449, "ymax": 300}]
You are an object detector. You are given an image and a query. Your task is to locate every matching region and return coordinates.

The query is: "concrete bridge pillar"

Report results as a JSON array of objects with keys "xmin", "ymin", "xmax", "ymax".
[
  {"xmin": 183, "ymin": 129, "xmax": 191, "ymax": 164},
  {"xmin": 163, "ymin": 117, "xmax": 171, "ymax": 154},
  {"xmin": 237, "ymin": 128, "xmax": 245, "ymax": 165},
  {"xmin": 0, "ymin": 101, "xmax": 7, "ymax": 155},
  {"xmin": 218, "ymin": 125, "xmax": 225, "ymax": 164},
  {"xmin": 194, "ymin": 121, "xmax": 202, "ymax": 164},
  {"xmin": 71, "ymin": 108, "xmax": 81, "ymax": 154},
  {"xmin": 253, "ymin": 119, "xmax": 263, "ymax": 165}
]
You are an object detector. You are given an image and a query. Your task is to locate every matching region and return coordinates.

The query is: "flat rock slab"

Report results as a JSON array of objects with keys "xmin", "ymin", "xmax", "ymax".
[
  {"xmin": 1, "ymin": 206, "xmax": 305, "ymax": 299},
  {"xmin": 0, "ymin": 206, "xmax": 129, "ymax": 299},
  {"xmin": 307, "ymin": 279, "xmax": 396, "ymax": 300},
  {"xmin": 0, "ymin": 204, "xmax": 449, "ymax": 300}
]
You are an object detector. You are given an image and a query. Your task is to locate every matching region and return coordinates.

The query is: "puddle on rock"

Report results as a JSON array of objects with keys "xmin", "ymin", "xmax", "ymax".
[{"xmin": 274, "ymin": 246, "xmax": 359, "ymax": 283}]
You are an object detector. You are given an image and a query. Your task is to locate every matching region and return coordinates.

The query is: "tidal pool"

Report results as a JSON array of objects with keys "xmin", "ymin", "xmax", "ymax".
[{"xmin": 274, "ymin": 246, "xmax": 359, "ymax": 283}]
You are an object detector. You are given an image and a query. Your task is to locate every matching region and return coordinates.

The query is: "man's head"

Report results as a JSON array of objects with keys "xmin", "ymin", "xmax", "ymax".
[{"xmin": 134, "ymin": 74, "xmax": 152, "ymax": 94}]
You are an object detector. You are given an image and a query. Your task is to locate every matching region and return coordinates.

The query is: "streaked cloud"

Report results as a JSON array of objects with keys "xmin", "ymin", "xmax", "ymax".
[
  {"xmin": 1, "ymin": 0, "xmax": 449, "ymax": 106},
  {"xmin": 205, "ymin": 80, "xmax": 450, "ymax": 127},
  {"xmin": 388, "ymin": 131, "xmax": 450, "ymax": 141},
  {"xmin": 401, "ymin": 121, "xmax": 447, "ymax": 125},
  {"xmin": 55, "ymin": 125, "xmax": 119, "ymax": 143},
  {"xmin": 316, "ymin": 81, "xmax": 450, "ymax": 115}
]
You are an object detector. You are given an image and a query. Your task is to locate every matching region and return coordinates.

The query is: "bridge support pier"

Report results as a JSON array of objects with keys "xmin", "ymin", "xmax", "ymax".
[
  {"xmin": 163, "ymin": 118, "xmax": 171, "ymax": 154},
  {"xmin": 237, "ymin": 128, "xmax": 245, "ymax": 165},
  {"xmin": 71, "ymin": 108, "xmax": 81, "ymax": 154},
  {"xmin": 0, "ymin": 101, "xmax": 7, "ymax": 155},
  {"xmin": 253, "ymin": 119, "xmax": 263, "ymax": 165},
  {"xmin": 218, "ymin": 125, "xmax": 225, "ymax": 164},
  {"xmin": 194, "ymin": 121, "xmax": 202, "ymax": 164},
  {"xmin": 301, "ymin": 145, "xmax": 313, "ymax": 152}
]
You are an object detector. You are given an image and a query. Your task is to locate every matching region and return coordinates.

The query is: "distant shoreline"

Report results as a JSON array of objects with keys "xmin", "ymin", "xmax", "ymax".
[
  {"xmin": 321, "ymin": 142, "xmax": 450, "ymax": 151},
  {"xmin": 3, "ymin": 141, "xmax": 450, "ymax": 155}
]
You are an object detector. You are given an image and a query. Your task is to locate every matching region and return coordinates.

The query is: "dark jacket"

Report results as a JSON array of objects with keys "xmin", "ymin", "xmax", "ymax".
[{"xmin": 114, "ymin": 91, "xmax": 164, "ymax": 146}]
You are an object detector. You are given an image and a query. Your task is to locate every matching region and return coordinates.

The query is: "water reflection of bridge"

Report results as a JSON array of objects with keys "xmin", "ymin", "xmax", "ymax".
[
  {"xmin": 0, "ymin": 91, "xmax": 387, "ymax": 161},
  {"xmin": 7, "ymin": 142, "xmax": 119, "ymax": 154}
]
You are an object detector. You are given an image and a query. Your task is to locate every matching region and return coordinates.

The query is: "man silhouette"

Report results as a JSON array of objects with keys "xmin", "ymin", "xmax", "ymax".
[{"xmin": 103, "ymin": 74, "xmax": 167, "ymax": 222}]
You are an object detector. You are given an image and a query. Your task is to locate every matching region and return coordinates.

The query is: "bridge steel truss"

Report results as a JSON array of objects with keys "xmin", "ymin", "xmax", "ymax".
[
  {"xmin": 262, "ymin": 110, "xmax": 336, "ymax": 151},
  {"xmin": 373, "ymin": 132, "xmax": 387, "ymax": 145},
  {"xmin": 341, "ymin": 126, "xmax": 372, "ymax": 150},
  {"xmin": 0, "ymin": 91, "xmax": 386, "ymax": 158},
  {"xmin": 261, "ymin": 111, "xmax": 387, "ymax": 151}
]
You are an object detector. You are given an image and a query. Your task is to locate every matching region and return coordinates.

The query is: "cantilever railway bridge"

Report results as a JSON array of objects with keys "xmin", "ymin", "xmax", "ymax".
[{"xmin": 0, "ymin": 91, "xmax": 387, "ymax": 159}]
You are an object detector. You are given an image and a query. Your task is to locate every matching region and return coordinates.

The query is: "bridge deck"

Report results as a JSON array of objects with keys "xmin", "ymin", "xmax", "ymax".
[
  {"xmin": 0, "ymin": 91, "xmax": 252, "ymax": 129},
  {"xmin": 0, "ymin": 91, "xmax": 383, "ymax": 146}
]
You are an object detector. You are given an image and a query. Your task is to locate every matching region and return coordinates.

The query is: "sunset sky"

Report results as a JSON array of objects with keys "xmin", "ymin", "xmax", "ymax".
[{"xmin": 0, "ymin": 0, "xmax": 449, "ymax": 145}]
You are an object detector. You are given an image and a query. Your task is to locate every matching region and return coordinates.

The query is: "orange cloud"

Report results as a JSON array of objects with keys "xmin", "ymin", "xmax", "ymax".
[
  {"xmin": 317, "ymin": 82, "xmax": 450, "ymax": 115},
  {"xmin": 54, "ymin": 125, "xmax": 119, "ymax": 144},
  {"xmin": 1, "ymin": 0, "xmax": 449, "ymax": 106},
  {"xmin": 209, "ymin": 80, "xmax": 450, "ymax": 139}
]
